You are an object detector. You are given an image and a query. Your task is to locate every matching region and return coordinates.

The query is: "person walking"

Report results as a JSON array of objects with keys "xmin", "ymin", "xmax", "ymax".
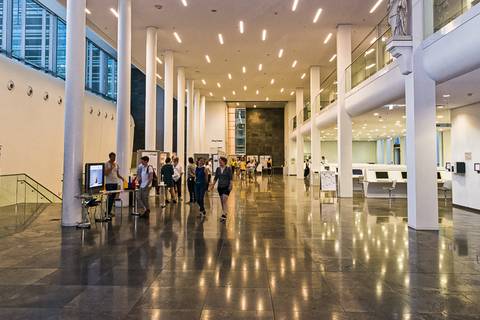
[
  {"xmin": 161, "ymin": 157, "xmax": 177, "ymax": 204},
  {"xmin": 210, "ymin": 156, "xmax": 233, "ymax": 222},
  {"xmin": 173, "ymin": 157, "xmax": 184, "ymax": 201},
  {"xmin": 267, "ymin": 157, "xmax": 273, "ymax": 176},
  {"xmin": 195, "ymin": 158, "xmax": 209, "ymax": 217},
  {"xmin": 186, "ymin": 157, "xmax": 196, "ymax": 204},
  {"xmin": 104, "ymin": 152, "xmax": 125, "ymax": 218},
  {"xmin": 136, "ymin": 156, "xmax": 154, "ymax": 217}
]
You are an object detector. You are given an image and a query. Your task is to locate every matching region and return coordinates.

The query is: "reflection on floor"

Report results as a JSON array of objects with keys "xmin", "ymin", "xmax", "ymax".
[{"xmin": 0, "ymin": 176, "xmax": 479, "ymax": 319}]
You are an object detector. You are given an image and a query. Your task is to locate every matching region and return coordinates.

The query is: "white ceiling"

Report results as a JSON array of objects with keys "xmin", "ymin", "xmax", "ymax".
[{"xmin": 79, "ymin": 0, "xmax": 388, "ymax": 102}]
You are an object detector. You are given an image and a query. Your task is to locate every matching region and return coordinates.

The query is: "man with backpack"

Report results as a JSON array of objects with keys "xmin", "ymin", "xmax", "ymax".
[{"xmin": 136, "ymin": 156, "xmax": 154, "ymax": 217}]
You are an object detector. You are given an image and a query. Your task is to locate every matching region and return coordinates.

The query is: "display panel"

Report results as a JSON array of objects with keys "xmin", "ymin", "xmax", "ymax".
[
  {"xmin": 475, "ymin": 163, "xmax": 480, "ymax": 172},
  {"xmin": 375, "ymin": 171, "xmax": 389, "ymax": 179},
  {"xmin": 85, "ymin": 163, "xmax": 104, "ymax": 193},
  {"xmin": 456, "ymin": 162, "xmax": 466, "ymax": 174},
  {"xmin": 352, "ymin": 169, "xmax": 363, "ymax": 175},
  {"xmin": 437, "ymin": 172, "xmax": 442, "ymax": 180},
  {"xmin": 401, "ymin": 172, "xmax": 407, "ymax": 179}
]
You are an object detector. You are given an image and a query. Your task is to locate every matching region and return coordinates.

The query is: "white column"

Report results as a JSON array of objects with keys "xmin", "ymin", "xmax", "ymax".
[
  {"xmin": 115, "ymin": 0, "xmax": 132, "ymax": 187},
  {"xmin": 145, "ymin": 27, "xmax": 157, "ymax": 150},
  {"xmin": 186, "ymin": 80, "xmax": 195, "ymax": 157},
  {"xmin": 200, "ymin": 95, "xmax": 206, "ymax": 153},
  {"xmin": 177, "ymin": 67, "xmax": 186, "ymax": 159},
  {"xmin": 193, "ymin": 89, "xmax": 201, "ymax": 154},
  {"xmin": 164, "ymin": 50, "xmax": 174, "ymax": 152},
  {"xmin": 61, "ymin": 0, "xmax": 86, "ymax": 226},
  {"xmin": 336, "ymin": 24, "xmax": 353, "ymax": 198},
  {"xmin": 405, "ymin": 0, "xmax": 438, "ymax": 230},
  {"xmin": 310, "ymin": 66, "xmax": 321, "ymax": 174},
  {"xmin": 295, "ymin": 88, "xmax": 304, "ymax": 179}
]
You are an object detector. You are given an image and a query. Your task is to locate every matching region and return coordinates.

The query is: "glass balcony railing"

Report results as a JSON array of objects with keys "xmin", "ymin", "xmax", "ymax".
[
  {"xmin": 303, "ymin": 102, "xmax": 311, "ymax": 122},
  {"xmin": 319, "ymin": 70, "xmax": 338, "ymax": 110},
  {"xmin": 430, "ymin": 0, "xmax": 480, "ymax": 34},
  {"xmin": 346, "ymin": 16, "xmax": 393, "ymax": 91}
]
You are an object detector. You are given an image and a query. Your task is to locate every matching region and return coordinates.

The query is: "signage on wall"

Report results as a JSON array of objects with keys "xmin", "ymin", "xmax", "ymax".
[{"xmin": 465, "ymin": 152, "xmax": 472, "ymax": 161}]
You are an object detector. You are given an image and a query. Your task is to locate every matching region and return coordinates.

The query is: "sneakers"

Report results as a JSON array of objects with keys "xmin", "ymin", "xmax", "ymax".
[
  {"xmin": 198, "ymin": 209, "xmax": 206, "ymax": 218},
  {"xmin": 220, "ymin": 213, "xmax": 227, "ymax": 222}
]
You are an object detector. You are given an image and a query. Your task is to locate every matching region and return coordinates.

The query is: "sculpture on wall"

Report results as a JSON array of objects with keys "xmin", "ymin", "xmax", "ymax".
[{"xmin": 388, "ymin": 0, "xmax": 408, "ymax": 36}]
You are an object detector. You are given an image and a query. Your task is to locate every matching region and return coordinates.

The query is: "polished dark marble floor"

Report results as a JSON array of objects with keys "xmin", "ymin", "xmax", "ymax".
[{"xmin": 0, "ymin": 176, "xmax": 479, "ymax": 319}]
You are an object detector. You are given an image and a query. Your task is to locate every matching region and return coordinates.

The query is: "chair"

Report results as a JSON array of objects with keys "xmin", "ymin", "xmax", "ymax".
[
  {"xmin": 383, "ymin": 180, "xmax": 397, "ymax": 199},
  {"xmin": 438, "ymin": 180, "xmax": 452, "ymax": 201}
]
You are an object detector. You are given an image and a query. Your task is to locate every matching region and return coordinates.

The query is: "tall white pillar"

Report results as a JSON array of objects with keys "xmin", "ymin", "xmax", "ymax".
[
  {"xmin": 336, "ymin": 24, "xmax": 353, "ymax": 198},
  {"xmin": 186, "ymin": 80, "xmax": 195, "ymax": 157},
  {"xmin": 193, "ymin": 89, "xmax": 201, "ymax": 154},
  {"xmin": 295, "ymin": 88, "xmax": 304, "ymax": 179},
  {"xmin": 164, "ymin": 50, "xmax": 174, "ymax": 152},
  {"xmin": 61, "ymin": 0, "xmax": 86, "ymax": 226},
  {"xmin": 177, "ymin": 67, "xmax": 186, "ymax": 159},
  {"xmin": 310, "ymin": 66, "xmax": 321, "ymax": 174},
  {"xmin": 200, "ymin": 96, "xmax": 206, "ymax": 153},
  {"xmin": 145, "ymin": 27, "xmax": 157, "ymax": 150},
  {"xmin": 405, "ymin": 0, "xmax": 438, "ymax": 230},
  {"xmin": 115, "ymin": 0, "xmax": 132, "ymax": 186}
]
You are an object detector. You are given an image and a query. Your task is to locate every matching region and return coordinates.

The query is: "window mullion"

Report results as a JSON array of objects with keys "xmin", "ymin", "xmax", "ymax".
[{"xmin": 20, "ymin": 0, "xmax": 25, "ymax": 58}]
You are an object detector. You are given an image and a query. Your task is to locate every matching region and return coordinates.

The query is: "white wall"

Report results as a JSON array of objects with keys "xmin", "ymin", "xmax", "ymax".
[
  {"xmin": 451, "ymin": 104, "xmax": 480, "ymax": 210},
  {"xmin": 0, "ymin": 55, "xmax": 134, "ymax": 198},
  {"xmin": 285, "ymin": 101, "xmax": 296, "ymax": 175},
  {"xmin": 205, "ymin": 101, "xmax": 227, "ymax": 154},
  {"xmin": 320, "ymin": 141, "xmax": 377, "ymax": 164}
]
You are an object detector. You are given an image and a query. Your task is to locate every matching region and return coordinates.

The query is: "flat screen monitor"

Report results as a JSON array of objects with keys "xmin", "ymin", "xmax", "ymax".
[
  {"xmin": 401, "ymin": 172, "xmax": 407, "ymax": 179},
  {"xmin": 437, "ymin": 172, "xmax": 442, "ymax": 180},
  {"xmin": 352, "ymin": 169, "xmax": 363, "ymax": 175},
  {"xmin": 85, "ymin": 163, "xmax": 104, "ymax": 193},
  {"xmin": 446, "ymin": 162, "xmax": 451, "ymax": 171},
  {"xmin": 456, "ymin": 162, "xmax": 466, "ymax": 174},
  {"xmin": 475, "ymin": 163, "xmax": 480, "ymax": 172},
  {"xmin": 375, "ymin": 171, "xmax": 389, "ymax": 179}
]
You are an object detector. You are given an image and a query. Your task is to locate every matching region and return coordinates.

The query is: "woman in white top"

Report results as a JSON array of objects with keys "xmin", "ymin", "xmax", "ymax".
[{"xmin": 173, "ymin": 157, "xmax": 184, "ymax": 200}]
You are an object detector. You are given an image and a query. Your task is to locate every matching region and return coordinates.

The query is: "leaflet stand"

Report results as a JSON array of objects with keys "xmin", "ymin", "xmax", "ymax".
[{"xmin": 131, "ymin": 188, "xmax": 141, "ymax": 216}]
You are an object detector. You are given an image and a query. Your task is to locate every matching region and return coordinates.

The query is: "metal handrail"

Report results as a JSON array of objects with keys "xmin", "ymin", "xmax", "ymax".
[{"xmin": 0, "ymin": 173, "xmax": 62, "ymax": 202}]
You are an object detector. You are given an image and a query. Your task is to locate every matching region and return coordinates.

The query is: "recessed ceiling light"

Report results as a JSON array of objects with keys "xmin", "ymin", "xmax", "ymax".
[
  {"xmin": 173, "ymin": 32, "xmax": 182, "ymax": 43},
  {"xmin": 209, "ymin": 92, "xmax": 213, "ymax": 97},
  {"xmin": 239, "ymin": 20, "xmax": 244, "ymax": 34},
  {"xmin": 366, "ymin": 63, "xmax": 376, "ymax": 70},
  {"xmin": 262, "ymin": 29, "xmax": 267, "ymax": 41},
  {"xmin": 110, "ymin": 8, "xmax": 119, "ymax": 18},
  {"xmin": 218, "ymin": 33, "xmax": 224, "ymax": 45},
  {"xmin": 254, "ymin": 104, "xmax": 257, "ymax": 108},
  {"xmin": 223, "ymin": 96, "xmax": 226, "ymax": 101},
  {"xmin": 280, "ymin": 88, "xmax": 284, "ymax": 93},
  {"xmin": 236, "ymin": 102, "xmax": 240, "ymax": 106},
  {"xmin": 365, "ymin": 48, "xmax": 375, "ymax": 56},
  {"xmin": 290, "ymin": 91, "xmax": 295, "ymax": 96},
  {"xmin": 156, "ymin": 57, "xmax": 163, "ymax": 64},
  {"xmin": 205, "ymin": 55, "xmax": 211, "ymax": 63},
  {"xmin": 256, "ymin": 90, "xmax": 259, "ymax": 95},
  {"xmin": 270, "ymin": 78, "xmax": 275, "ymax": 85},
  {"xmin": 369, "ymin": 0, "xmax": 383, "ymax": 14},
  {"xmin": 313, "ymin": 8, "xmax": 323, "ymax": 23},
  {"xmin": 443, "ymin": 94, "xmax": 451, "ymax": 98},
  {"xmin": 242, "ymin": 66, "xmax": 246, "ymax": 73},
  {"xmin": 217, "ymin": 82, "xmax": 221, "ymax": 88},
  {"xmin": 319, "ymin": 88, "xmax": 324, "ymax": 93},
  {"xmin": 266, "ymin": 97, "xmax": 270, "ymax": 101},
  {"xmin": 181, "ymin": 0, "xmax": 188, "ymax": 7},
  {"xmin": 291, "ymin": 60, "xmax": 298, "ymax": 68},
  {"xmin": 85, "ymin": 8, "xmax": 91, "ymax": 15},
  {"xmin": 329, "ymin": 54, "xmax": 337, "ymax": 62},
  {"xmin": 324, "ymin": 33, "xmax": 332, "ymax": 44},
  {"xmin": 292, "ymin": 0, "xmax": 299, "ymax": 11},
  {"xmin": 201, "ymin": 79, "xmax": 206, "ymax": 85},
  {"xmin": 278, "ymin": 49, "xmax": 284, "ymax": 58},
  {"xmin": 373, "ymin": 112, "xmax": 379, "ymax": 116},
  {"xmin": 243, "ymin": 85, "xmax": 247, "ymax": 91},
  {"xmin": 232, "ymin": 90, "xmax": 236, "ymax": 95},
  {"xmin": 370, "ymin": 37, "xmax": 377, "ymax": 44},
  {"xmin": 437, "ymin": 115, "xmax": 444, "ymax": 119},
  {"xmin": 258, "ymin": 63, "xmax": 263, "ymax": 71},
  {"xmin": 437, "ymin": 105, "xmax": 444, "ymax": 109},
  {"xmin": 228, "ymin": 73, "xmax": 232, "ymax": 80},
  {"xmin": 301, "ymin": 73, "xmax": 306, "ymax": 79},
  {"xmin": 156, "ymin": 74, "xmax": 162, "ymax": 80}
]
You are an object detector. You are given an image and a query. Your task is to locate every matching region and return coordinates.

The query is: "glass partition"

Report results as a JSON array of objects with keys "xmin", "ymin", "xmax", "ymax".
[
  {"xmin": 303, "ymin": 101, "xmax": 311, "ymax": 122},
  {"xmin": 431, "ymin": 0, "xmax": 479, "ymax": 33},
  {"xmin": 319, "ymin": 70, "xmax": 337, "ymax": 109},
  {"xmin": 235, "ymin": 108, "xmax": 246, "ymax": 155},
  {"xmin": 346, "ymin": 18, "xmax": 392, "ymax": 91}
]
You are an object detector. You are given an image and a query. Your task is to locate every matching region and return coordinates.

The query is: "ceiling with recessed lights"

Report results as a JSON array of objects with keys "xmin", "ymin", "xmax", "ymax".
[{"xmin": 75, "ymin": 0, "xmax": 388, "ymax": 102}]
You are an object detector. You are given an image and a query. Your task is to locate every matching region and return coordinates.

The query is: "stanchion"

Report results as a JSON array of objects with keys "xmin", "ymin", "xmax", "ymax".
[{"xmin": 131, "ymin": 188, "xmax": 141, "ymax": 216}]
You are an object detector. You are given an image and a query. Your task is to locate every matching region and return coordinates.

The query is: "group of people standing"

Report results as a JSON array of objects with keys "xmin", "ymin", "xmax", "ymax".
[{"xmin": 230, "ymin": 157, "xmax": 273, "ymax": 182}]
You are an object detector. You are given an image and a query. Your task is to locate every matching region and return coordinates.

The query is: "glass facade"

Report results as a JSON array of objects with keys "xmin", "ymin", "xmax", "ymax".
[
  {"xmin": 0, "ymin": 0, "xmax": 117, "ymax": 100},
  {"xmin": 235, "ymin": 108, "xmax": 246, "ymax": 155}
]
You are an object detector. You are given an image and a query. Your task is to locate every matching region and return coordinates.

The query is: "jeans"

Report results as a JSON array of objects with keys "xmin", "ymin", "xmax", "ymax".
[
  {"xmin": 187, "ymin": 177, "xmax": 196, "ymax": 202},
  {"xmin": 137, "ymin": 186, "xmax": 151, "ymax": 211},
  {"xmin": 105, "ymin": 183, "xmax": 119, "ymax": 215},
  {"xmin": 195, "ymin": 183, "xmax": 207, "ymax": 212}
]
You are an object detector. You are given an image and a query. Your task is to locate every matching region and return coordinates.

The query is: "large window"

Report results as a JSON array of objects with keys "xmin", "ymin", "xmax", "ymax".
[{"xmin": 0, "ymin": 0, "xmax": 117, "ymax": 100}]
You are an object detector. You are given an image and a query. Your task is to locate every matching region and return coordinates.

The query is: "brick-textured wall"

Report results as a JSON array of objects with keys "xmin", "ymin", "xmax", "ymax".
[{"xmin": 246, "ymin": 108, "xmax": 284, "ymax": 166}]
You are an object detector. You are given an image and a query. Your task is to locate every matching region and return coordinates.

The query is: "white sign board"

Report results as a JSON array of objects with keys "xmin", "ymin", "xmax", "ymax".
[{"xmin": 320, "ymin": 171, "xmax": 337, "ymax": 191}]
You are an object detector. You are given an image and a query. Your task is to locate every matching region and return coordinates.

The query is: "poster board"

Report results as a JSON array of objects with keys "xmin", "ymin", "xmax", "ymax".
[
  {"xmin": 247, "ymin": 155, "xmax": 259, "ymax": 163},
  {"xmin": 136, "ymin": 150, "xmax": 170, "ymax": 176},
  {"xmin": 320, "ymin": 171, "xmax": 337, "ymax": 191}
]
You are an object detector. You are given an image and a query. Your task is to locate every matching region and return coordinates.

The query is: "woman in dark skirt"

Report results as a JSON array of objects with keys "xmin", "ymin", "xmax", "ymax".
[{"xmin": 161, "ymin": 157, "xmax": 177, "ymax": 204}]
